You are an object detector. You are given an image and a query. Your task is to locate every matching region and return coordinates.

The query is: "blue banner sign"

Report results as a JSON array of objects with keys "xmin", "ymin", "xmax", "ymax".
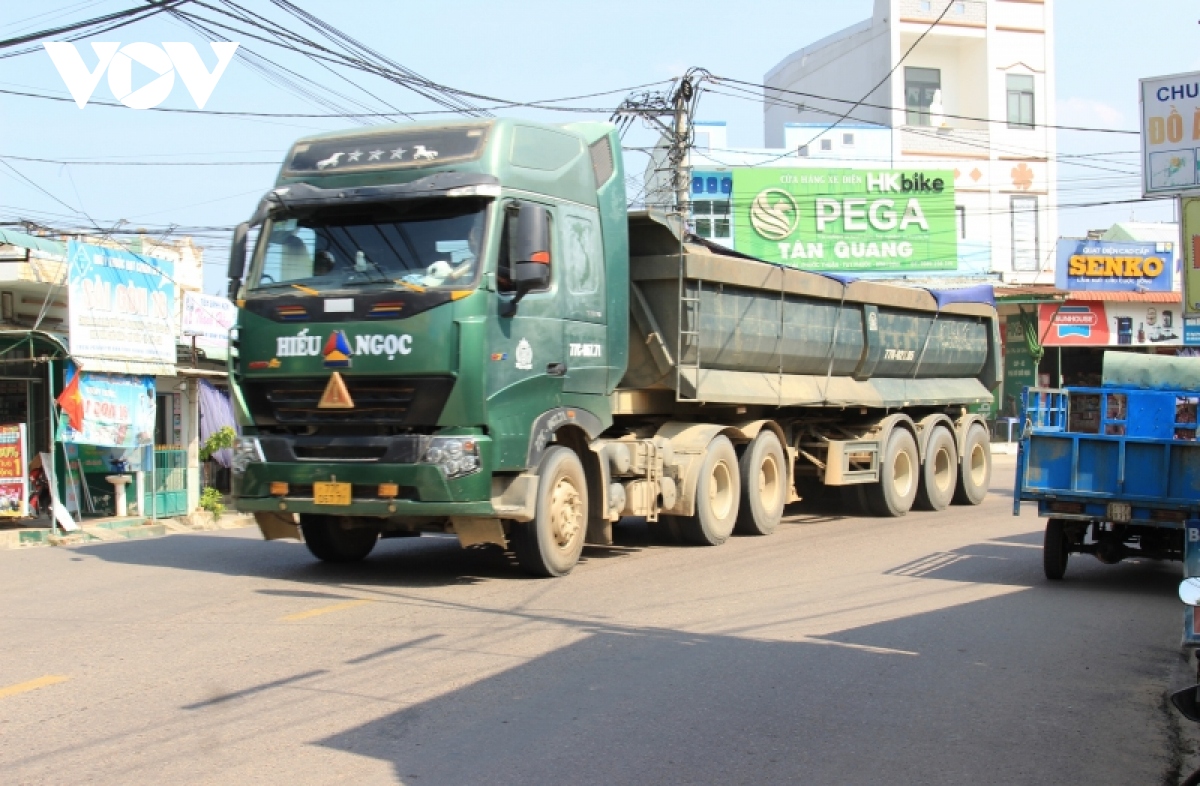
[
  {"xmin": 67, "ymin": 241, "xmax": 176, "ymax": 372},
  {"xmin": 1055, "ymin": 239, "xmax": 1175, "ymax": 292},
  {"xmin": 59, "ymin": 366, "xmax": 156, "ymax": 448}
]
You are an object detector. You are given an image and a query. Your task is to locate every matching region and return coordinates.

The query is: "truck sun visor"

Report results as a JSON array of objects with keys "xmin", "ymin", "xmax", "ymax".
[{"xmin": 284, "ymin": 123, "xmax": 492, "ymax": 175}]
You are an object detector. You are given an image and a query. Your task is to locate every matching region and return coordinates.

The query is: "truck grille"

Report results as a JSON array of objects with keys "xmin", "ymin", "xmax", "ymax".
[{"xmin": 244, "ymin": 376, "xmax": 453, "ymax": 427}]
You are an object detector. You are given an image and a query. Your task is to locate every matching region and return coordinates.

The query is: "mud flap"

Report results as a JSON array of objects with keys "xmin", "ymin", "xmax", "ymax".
[
  {"xmin": 451, "ymin": 517, "xmax": 507, "ymax": 548},
  {"xmin": 255, "ymin": 511, "xmax": 301, "ymax": 541}
]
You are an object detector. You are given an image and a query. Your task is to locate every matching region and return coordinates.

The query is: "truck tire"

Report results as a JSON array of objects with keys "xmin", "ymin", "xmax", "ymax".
[
  {"xmin": 952, "ymin": 423, "xmax": 991, "ymax": 506},
  {"xmin": 1044, "ymin": 518, "xmax": 1069, "ymax": 580},
  {"xmin": 677, "ymin": 435, "xmax": 740, "ymax": 546},
  {"xmin": 512, "ymin": 446, "xmax": 588, "ymax": 577},
  {"xmin": 865, "ymin": 428, "xmax": 918, "ymax": 517},
  {"xmin": 736, "ymin": 430, "xmax": 786, "ymax": 536},
  {"xmin": 300, "ymin": 515, "xmax": 379, "ymax": 563},
  {"xmin": 914, "ymin": 426, "xmax": 958, "ymax": 511}
]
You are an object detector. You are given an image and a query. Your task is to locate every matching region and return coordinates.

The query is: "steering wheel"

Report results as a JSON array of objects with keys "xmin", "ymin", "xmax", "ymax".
[{"xmin": 259, "ymin": 273, "xmax": 276, "ymax": 284}]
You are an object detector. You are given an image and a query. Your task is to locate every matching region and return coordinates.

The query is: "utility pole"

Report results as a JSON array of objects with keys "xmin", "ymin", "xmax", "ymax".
[
  {"xmin": 672, "ymin": 76, "xmax": 694, "ymax": 227},
  {"xmin": 612, "ymin": 68, "xmax": 705, "ymax": 222}
]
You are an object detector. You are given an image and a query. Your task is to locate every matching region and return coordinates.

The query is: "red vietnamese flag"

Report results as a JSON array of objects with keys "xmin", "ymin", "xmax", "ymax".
[{"xmin": 56, "ymin": 372, "xmax": 84, "ymax": 432}]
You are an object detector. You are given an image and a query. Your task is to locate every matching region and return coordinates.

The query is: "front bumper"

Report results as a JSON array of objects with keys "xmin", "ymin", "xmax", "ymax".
[{"xmin": 234, "ymin": 435, "xmax": 494, "ymax": 518}]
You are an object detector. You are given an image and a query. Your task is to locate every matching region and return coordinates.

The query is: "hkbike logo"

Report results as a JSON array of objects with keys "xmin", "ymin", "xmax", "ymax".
[{"xmin": 43, "ymin": 41, "xmax": 239, "ymax": 109}]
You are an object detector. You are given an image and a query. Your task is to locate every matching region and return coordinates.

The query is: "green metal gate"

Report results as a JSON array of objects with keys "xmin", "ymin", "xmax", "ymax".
[{"xmin": 152, "ymin": 449, "xmax": 187, "ymax": 517}]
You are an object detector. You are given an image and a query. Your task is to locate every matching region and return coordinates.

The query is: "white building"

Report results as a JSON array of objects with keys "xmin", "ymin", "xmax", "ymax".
[{"xmin": 762, "ymin": 0, "xmax": 1058, "ymax": 283}]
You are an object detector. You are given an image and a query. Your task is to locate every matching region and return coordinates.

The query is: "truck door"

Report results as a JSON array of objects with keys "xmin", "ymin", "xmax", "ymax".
[
  {"xmin": 559, "ymin": 206, "xmax": 607, "ymax": 395},
  {"xmin": 489, "ymin": 199, "xmax": 564, "ymax": 402}
]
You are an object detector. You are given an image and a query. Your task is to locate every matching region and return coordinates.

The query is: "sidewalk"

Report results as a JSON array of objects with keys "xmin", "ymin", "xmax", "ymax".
[{"xmin": 0, "ymin": 510, "xmax": 255, "ymax": 550}]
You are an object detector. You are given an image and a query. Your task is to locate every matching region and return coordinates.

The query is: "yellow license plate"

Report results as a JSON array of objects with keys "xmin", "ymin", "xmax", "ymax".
[{"xmin": 313, "ymin": 481, "xmax": 351, "ymax": 505}]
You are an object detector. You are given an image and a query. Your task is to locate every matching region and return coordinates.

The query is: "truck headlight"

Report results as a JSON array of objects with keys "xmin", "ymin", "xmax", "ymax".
[
  {"xmin": 231, "ymin": 437, "xmax": 265, "ymax": 474},
  {"xmin": 422, "ymin": 437, "xmax": 480, "ymax": 478}
]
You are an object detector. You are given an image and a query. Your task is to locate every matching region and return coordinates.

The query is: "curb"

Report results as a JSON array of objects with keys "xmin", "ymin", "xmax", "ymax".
[{"xmin": 0, "ymin": 513, "xmax": 255, "ymax": 551}]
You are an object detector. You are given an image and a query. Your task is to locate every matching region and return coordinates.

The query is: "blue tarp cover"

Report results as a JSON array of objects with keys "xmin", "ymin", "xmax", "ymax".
[{"xmin": 925, "ymin": 283, "xmax": 995, "ymax": 308}]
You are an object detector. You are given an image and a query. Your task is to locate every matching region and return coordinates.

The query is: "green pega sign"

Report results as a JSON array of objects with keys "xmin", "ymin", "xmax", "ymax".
[{"xmin": 731, "ymin": 168, "xmax": 958, "ymax": 272}]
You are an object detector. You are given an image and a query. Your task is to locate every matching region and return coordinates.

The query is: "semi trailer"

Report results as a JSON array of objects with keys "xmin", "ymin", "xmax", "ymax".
[{"xmin": 226, "ymin": 118, "xmax": 1000, "ymax": 576}]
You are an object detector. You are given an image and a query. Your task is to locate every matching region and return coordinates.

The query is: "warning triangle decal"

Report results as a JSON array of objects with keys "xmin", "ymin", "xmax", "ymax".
[{"xmin": 318, "ymin": 372, "xmax": 355, "ymax": 409}]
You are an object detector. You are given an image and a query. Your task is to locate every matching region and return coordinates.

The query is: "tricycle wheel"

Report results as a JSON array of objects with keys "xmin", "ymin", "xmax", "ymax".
[{"xmin": 1043, "ymin": 518, "xmax": 1069, "ymax": 580}]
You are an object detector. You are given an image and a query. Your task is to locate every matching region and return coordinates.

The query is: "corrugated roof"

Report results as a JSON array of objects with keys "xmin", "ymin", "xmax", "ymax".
[
  {"xmin": 0, "ymin": 228, "xmax": 67, "ymax": 257},
  {"xmin": 993, "ymin": 284, "xmax": 1067, "ymax": 301}
]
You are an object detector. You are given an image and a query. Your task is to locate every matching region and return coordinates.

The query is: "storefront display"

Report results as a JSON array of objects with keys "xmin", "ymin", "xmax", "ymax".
[{"xmin": 0, "ymin": 424, "xmax": 28, "ymax": 517}]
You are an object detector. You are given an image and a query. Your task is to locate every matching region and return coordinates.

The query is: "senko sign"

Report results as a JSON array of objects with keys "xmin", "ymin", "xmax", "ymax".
[{"xmin": 1054, "ymin": 239, "xmax": 1175, "ymax": 292}]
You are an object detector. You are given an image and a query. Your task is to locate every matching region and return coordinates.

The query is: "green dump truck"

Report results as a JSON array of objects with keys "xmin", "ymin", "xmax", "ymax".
[{"xmin": 226, "ymin": 118, "xmax": 1000, "ymax": 576}]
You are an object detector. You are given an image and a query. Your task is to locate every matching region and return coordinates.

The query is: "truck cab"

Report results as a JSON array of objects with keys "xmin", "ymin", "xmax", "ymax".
[{"xmin": 228, "ymin": 119, "xmax": 628, "ymax": 574}]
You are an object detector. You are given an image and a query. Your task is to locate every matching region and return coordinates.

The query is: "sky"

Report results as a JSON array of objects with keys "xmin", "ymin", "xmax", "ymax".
[{"xmin": 0, "ymin": 0, "xmax": 1193, "ymax": 293}]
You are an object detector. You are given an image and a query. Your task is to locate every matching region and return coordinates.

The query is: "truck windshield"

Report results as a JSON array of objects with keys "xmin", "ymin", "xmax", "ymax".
[{"xmin": 248, "ymin": 201, "xmax": 487, "ymax": 293}]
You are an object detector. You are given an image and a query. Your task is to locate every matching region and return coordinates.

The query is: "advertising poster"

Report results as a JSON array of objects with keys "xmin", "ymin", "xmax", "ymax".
[
  {"xmin": 1039, "ymin": 301, "xmax": 1184, "ymax": 347},
  {"xmin": 731, "ymin": 168, "xmax": 957, "ymax": 271},
  {"xmin": 0, "ymin": 424, "xmax": 28, "ymax": 518},
  {"xmin": 1140, "ymin": 72, "xmax": 1200, "ymax": 196},
  {"xmin": 1054, "ymin": 239, "xmax": 1175, "ymax": 292},
  {"xmin": 67, "ymin": 240, "xmax": 177, "ymax": 373},
  {"xmin": 181, "ymin": 291, "xmax": 237, "ymax": 341},
  {"xmin": 1003, "ymin": 316, "xmax": 1037, "ymax": 416},
  {"xmin": 57, "ymin": 365, "xmax": 156, "ymax": 449},
  {"xmin": 1184, "ymin": 197, "xmax": 1200, "ymax": 316}
]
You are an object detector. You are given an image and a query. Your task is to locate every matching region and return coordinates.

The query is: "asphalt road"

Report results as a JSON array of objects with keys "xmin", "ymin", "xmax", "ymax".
[{"xmin": 0, "ymin": 455, "xmax": 1191, "ymax": 785}]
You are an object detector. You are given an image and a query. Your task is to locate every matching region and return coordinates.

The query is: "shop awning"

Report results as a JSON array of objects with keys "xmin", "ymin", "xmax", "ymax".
[
  {"xmin": 0, "ymin": 328, "xmax": 70, "ymax": 359},
  {"xmin": 1062, "ymin": 291, "xmax": 1182, "ymax": 303}
]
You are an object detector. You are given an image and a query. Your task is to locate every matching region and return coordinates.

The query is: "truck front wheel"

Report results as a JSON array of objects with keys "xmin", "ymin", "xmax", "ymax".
[
  {"xmin": 300, "ymin": 515, "xmax": 379, "ymax": 563},
  {"xmin": 512, "ymin": 446, "xmax": 588, "ymax": 577}
]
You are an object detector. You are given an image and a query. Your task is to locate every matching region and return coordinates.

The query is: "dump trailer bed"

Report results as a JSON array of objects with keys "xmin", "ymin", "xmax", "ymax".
[{"xmin": 621, "ymin": 214, "xmax": 1000, "ymax": 409}]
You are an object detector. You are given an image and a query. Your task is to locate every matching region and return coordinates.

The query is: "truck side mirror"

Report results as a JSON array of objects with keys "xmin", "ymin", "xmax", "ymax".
[
  {"xmin": 227, "ymin": 222, "xmax": 249, "ymax": 300},
  {"xmin": 501, "ymin": 203, "xmax": 551, "ymax": 317}
]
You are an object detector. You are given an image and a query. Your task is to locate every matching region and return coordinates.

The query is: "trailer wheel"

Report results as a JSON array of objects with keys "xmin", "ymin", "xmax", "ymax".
[
  {"xmin": 736, "ymin": 431, "xmax": 786, "ymax": 536},
  {"xmin": 914, "ymin": 426, "xmax": 958, "ymax": 511},
  {"xmin": 300, "ymin": 515, "xmax": 379, "ymax": 563},
  {"xmin": 677, "ymin": 435, "xmax": 740, "ymax": 546},
  {"xmin": 1044, "ymin": 518, "xmax": 1069, "ymax": 580},
  {"xmin": 952, "ymin": 423, "xmax": 991, "ymax": 506},
  {"xmin": 512, "ymin": 446, "xmax": 588, "ymax": 577},
  {"xmin": 865, "ymin": 428, "xmax": 918, "ymax": 517}
]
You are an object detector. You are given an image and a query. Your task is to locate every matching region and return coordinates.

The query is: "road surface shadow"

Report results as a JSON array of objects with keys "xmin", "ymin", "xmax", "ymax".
[
  {"xmin": 308, "ymin": 579, "xmax": 1178, "ymax": 786},
  {"xmin": 68, "ymin": 528, "xmax": 659, "ymax": 587},
  {"xmin": 885, "ymin": 536, "xmax": 1180, "ymax": 595}
]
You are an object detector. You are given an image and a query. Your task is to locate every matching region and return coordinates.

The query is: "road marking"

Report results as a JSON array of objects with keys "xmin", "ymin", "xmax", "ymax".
[
  {"xmin": 0, "ymin": 675, "xmax": 70, "ymax": 699},
  {"xmin": 281, "ymin": 598, "xmax": 373, "ymax": 622},
  {"xmin": 798, "ymin": 637, "xmax": 918, "ymax": 656}
]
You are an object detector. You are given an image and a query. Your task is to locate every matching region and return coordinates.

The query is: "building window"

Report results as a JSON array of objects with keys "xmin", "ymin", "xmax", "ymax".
[
  {"xmin": 798, "ymin": 144, "xmax": 809, "ymax": 157},
  {"xmin": 843, "ymin": 132, "xmax": 855, "ymax": 146},
  {"xmin": 1011, "ymin": 196, "xmax": 1039, "ymax": 271},
  {"xmin": 1007, "ymin": 74, "xmax": 1035, "ymax": 129},
  {"xmin": 905, "ymin": 67, "xmax": 941, "ymax": 127},
  {"xmin": 953, "ymin": 1, "xmax": 966, "ymax": 14},
  {"xmin": 956, "ymin": 205, "xmax": 966, "ymax": 239},
  {"xmin": 919, "ymin": 0, "xmax": 931, "ymax": 10},
  {"xmin": 692, "ymin": 199, "xmax": 731, "ymax": 241},
  {"xmin": 820, "ymin": 138, "xmax": 832, "ymax": 151}
]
